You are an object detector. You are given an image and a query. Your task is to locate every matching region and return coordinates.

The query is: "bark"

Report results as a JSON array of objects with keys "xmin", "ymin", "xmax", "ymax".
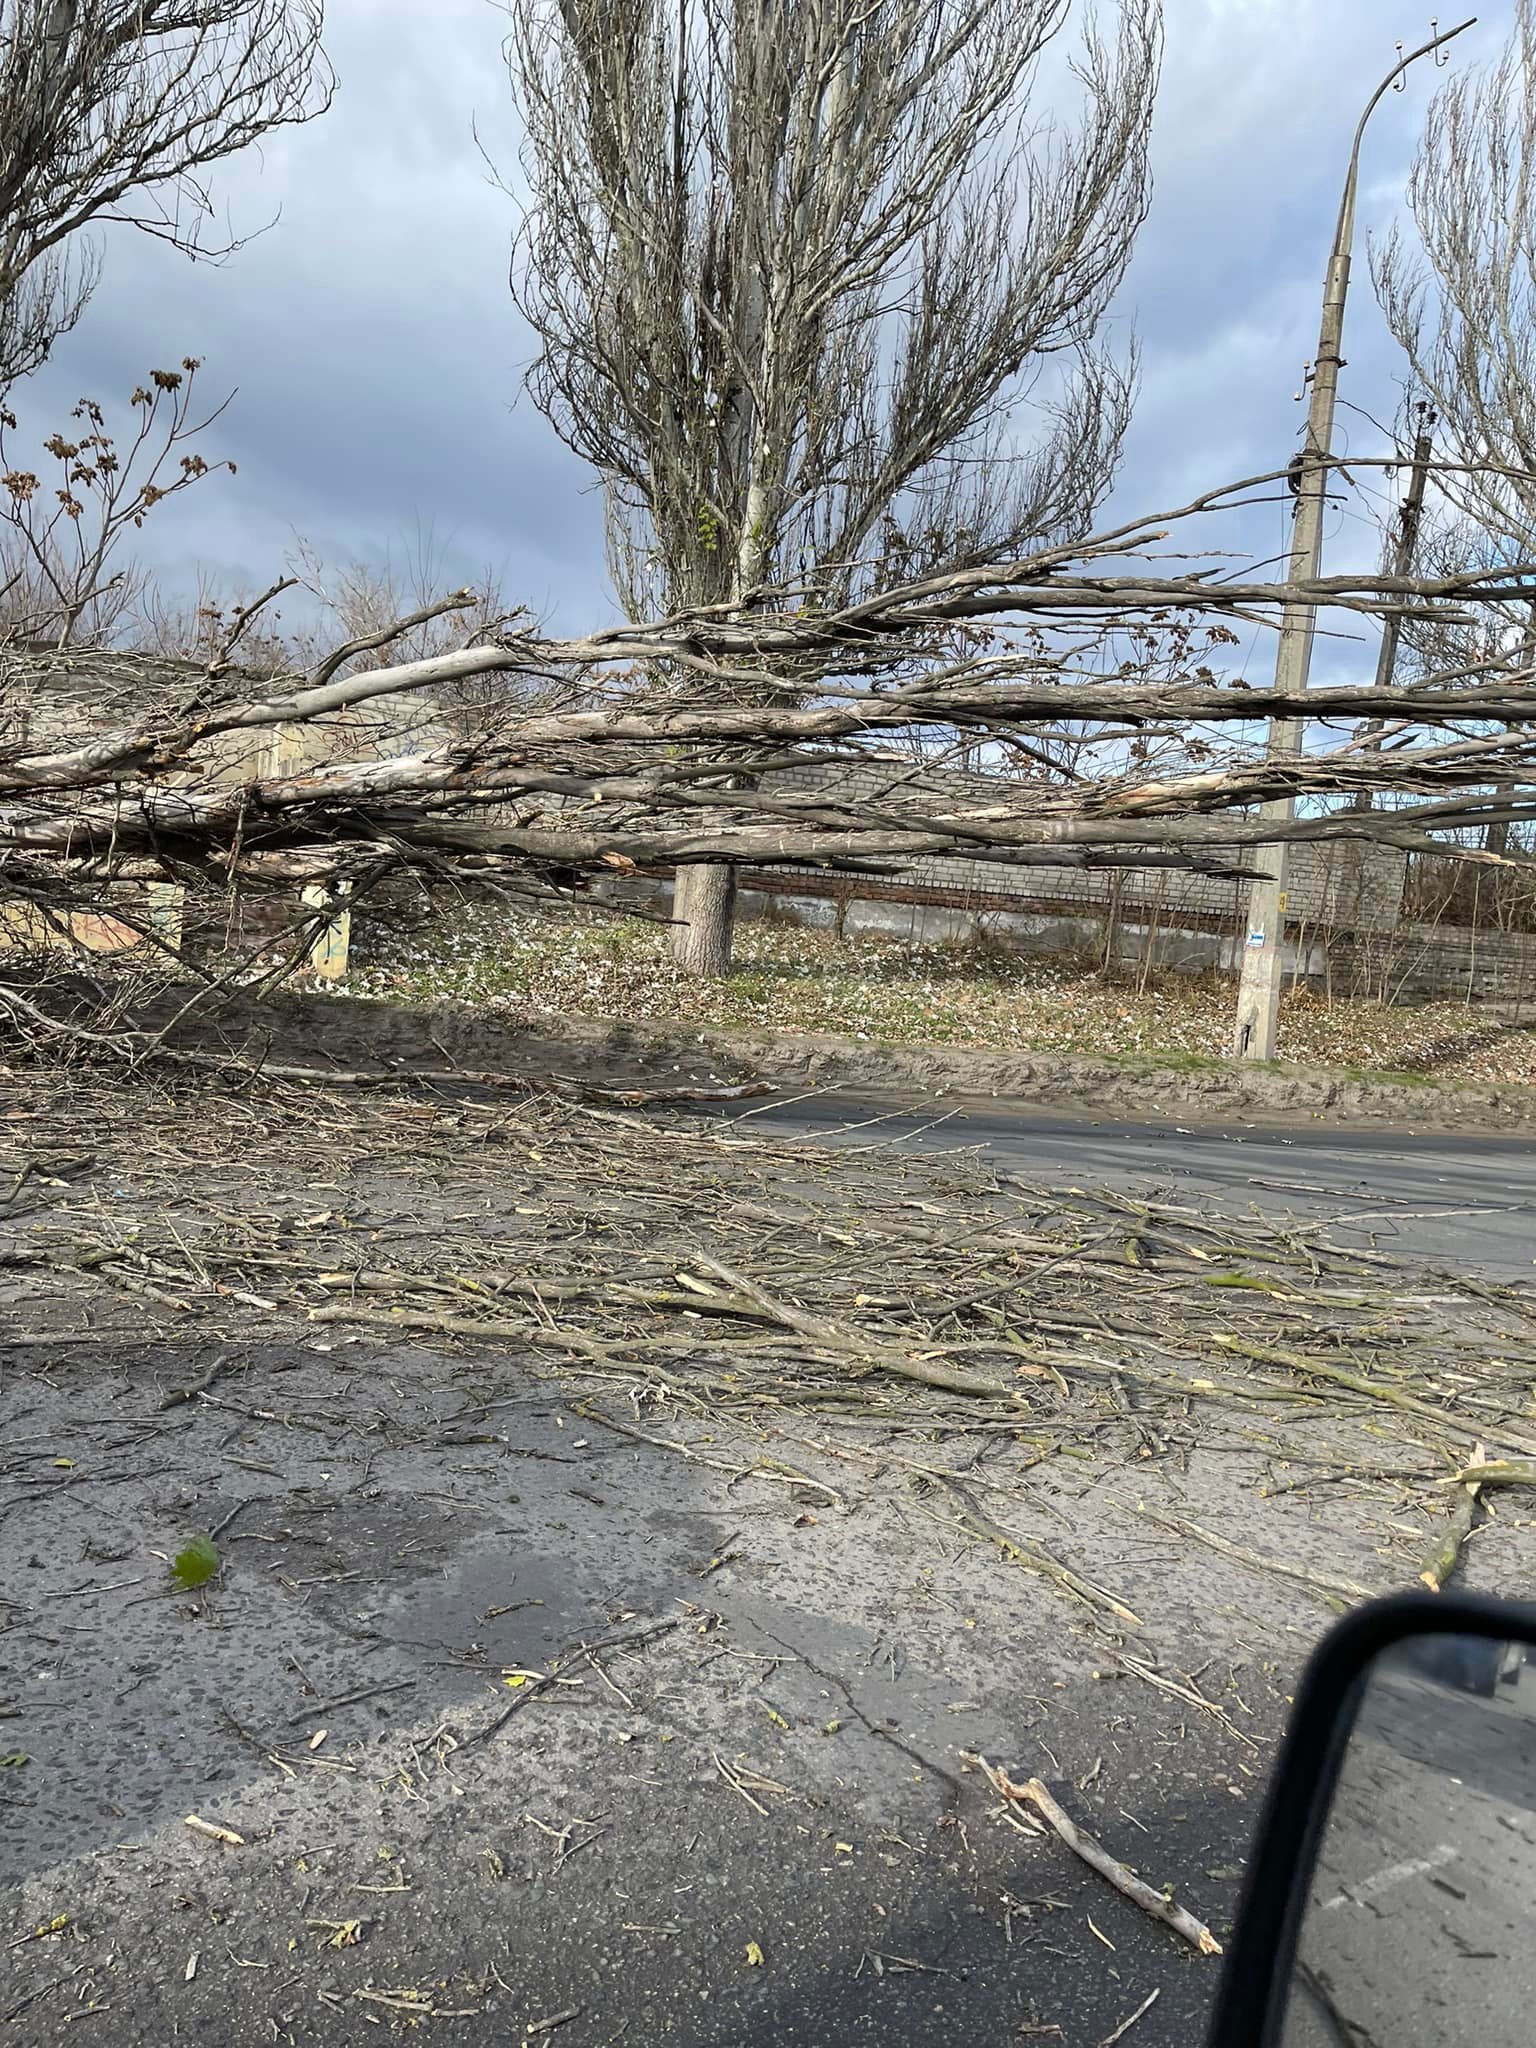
[
  {"xmin": 1486, "ymin": 789, "xmax": 1514, "ymax": 858},
  {"xmin": 671, "ymin": 860, "xmax": 737, "ymax": 977}
]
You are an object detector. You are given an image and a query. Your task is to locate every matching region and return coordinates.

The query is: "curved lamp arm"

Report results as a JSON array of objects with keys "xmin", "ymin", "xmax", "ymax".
[{"xmin": 1333, "ymin": 16, "xmax": 1477, "ymax": 260}]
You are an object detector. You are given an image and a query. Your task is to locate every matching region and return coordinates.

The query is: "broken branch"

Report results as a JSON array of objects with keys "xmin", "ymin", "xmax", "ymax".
[{"xmin": 972, "ymin": 1758, "xmax": 1222, "ymax": 1956}]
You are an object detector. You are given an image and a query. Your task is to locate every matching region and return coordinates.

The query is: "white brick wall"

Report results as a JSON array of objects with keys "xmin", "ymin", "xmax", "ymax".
[{"xmin": 763, "ymin": 755, "xmax": 1407, "ymax": 935}]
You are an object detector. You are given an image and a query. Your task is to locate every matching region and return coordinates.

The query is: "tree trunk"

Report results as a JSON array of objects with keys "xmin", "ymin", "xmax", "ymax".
[{"xmin": 671, "ymin": 861, "xmax": 737, "ymax": 976}]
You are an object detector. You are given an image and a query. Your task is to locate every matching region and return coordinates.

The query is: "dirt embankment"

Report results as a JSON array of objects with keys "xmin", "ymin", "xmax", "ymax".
[{"xmin": 147, "ymin": 985, "xmax": 1536, "ymax": 1129}]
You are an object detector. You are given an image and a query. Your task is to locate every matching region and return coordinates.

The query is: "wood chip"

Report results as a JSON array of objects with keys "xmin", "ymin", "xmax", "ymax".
[{"xmin": 184, "ymin": 1813, "xmax": 244, "ymax": 1846}]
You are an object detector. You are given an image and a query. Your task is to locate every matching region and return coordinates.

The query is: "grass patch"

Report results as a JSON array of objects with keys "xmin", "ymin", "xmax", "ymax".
[{"xmin": 342, "ymin": 902, "xmax": 1536, "ymax": 1088}]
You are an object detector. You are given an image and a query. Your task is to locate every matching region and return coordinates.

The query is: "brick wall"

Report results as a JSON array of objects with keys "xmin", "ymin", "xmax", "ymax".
[
  {"xmin": 757, "ymin": 755, "xmax": 1409, "ymax": 935},
  {"xmin": 1332, "ymin": 924, "xmax": 1536, "ymax": 1007},
  {"xmin": 716, "ymin": 756, "xmax": 1533, "ymax": 1010}
]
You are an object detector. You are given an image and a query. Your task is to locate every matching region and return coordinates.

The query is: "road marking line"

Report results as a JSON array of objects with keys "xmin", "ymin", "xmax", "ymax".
[{"xmin": 1320, "ymin": 1843, "xmax": 1458, "ymax": 1911}]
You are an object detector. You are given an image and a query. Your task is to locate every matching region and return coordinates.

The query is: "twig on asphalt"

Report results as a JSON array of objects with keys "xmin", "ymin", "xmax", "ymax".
[
  {"xmin": 283, "ymin": 1675, "xmax": 419, "ymax": 1725},
  {"xmin": 1420, "ymin": 1447, "xmax": 1488, "ymax": 1592},
  {"xmin": 972, "ymin": 1757, "xmax": 1223, "ymax": 1957},
  {"xmin": 713, "ymin": 1750, "xmax": 770, "ymax": 1817},
  {"xmin": 1128, "ymin": 1503, "xmax": 1375, "ymax": 1603},
  {"xmin": 936, "ymin": 1472, "xmax": 1142, "ymax": 1628},
  {"xmin": 1111, "ymin": 1653, "xmax": 1258, "ymax": 1748},
  {"xmin": 1098, "ymin": 1987, "xmax": 1161, "ymax": 2047},
  {"xmin": 156, "ymin": 1351, "xmax": 234, "ymax": 1410},
  {"xmin": 209, "ymin": 1496, "xmax": 256, "ymax": 1541},
  {"xmin": 459, "ymin": 1615, "xmax": 687, "ymax": 1750},
  {"xmin": 1438, "ymin": 1458, "xmax": 1536, "ymax": 1490},
  {"xmin": 526, "ymin": 2008, "xmax": 586, "ymax": 2037}
]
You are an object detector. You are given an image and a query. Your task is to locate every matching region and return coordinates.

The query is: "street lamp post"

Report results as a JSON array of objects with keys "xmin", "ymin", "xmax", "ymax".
[{"xmin": 1231, "ymin": 16, "xmax": 1476, "ymax": 1061}]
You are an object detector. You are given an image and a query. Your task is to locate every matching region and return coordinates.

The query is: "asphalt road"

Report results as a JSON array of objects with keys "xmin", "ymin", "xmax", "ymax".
[
  {"xmin": 1287, "ymin": 1659, "xmax": 1536, "ymax": 2047},
  {"xmin": 2, "ymin": 1360, "xmax": 1262, "ymax": 2048},
  {"xmin": 693, "ymin": 1094, "xmax": 1536, "ymax": 1281},
  {"xmin": 8, "ymin": 1091, "xmax": 1534, "ymax": 2047}
]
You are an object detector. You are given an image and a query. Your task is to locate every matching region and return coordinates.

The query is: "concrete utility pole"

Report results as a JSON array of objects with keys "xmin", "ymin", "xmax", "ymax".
[{"xmin": 1231, "ymin": 17, "xmax": 1475, "ymax": 1062}]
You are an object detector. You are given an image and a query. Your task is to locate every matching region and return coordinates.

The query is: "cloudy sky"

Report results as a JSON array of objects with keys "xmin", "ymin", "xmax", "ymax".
[{"xmin": 5, "ymin": 0, "xmax": 1512, "ymax": 661}]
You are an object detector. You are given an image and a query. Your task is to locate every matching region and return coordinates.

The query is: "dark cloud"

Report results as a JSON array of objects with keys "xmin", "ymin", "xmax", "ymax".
[
  {"xmin": 9, "ymin": 0, "xmax": 605, "ymax": 634},
  {"xmin": 1100, "ymin": 1, "xmax": 1511, "ymax": 683},
  {"xmin": 4, "ymin": 0, "xmax": 1515, "ymax": 662}
]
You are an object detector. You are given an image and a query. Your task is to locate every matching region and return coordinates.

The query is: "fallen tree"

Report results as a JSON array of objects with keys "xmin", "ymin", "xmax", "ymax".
[{"xmin": 4, "ymin": 462, "xmax": 1536, "ymax": 1053}]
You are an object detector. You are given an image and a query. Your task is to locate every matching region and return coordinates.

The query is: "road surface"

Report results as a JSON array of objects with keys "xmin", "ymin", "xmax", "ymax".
[
  {"xmin": 1287, "ymin": 1650, "xmax": 1536, "ymax": 2047},
  {"xmin": 7, "ymin": 1090, "xmax": 1534, "ymax": 2047},
  {"xmin": 692, "ymin": 1093, "xmax": 1536, "ymax": 1280}
]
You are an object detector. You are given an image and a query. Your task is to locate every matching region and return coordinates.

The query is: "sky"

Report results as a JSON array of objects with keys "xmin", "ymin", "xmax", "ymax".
[{"xmin": 3, "ymin": 0, "xmax": 1515, "ymax": 669}]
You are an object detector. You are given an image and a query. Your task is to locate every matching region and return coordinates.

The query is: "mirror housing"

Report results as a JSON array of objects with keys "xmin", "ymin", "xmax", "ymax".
[{"xmin": 1206, "ymin": 1590, "xmax": 1536, "ymax": 2048}]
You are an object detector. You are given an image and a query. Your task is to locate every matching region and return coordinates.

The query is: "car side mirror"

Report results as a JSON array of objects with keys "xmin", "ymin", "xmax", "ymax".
[{"xmin": 1206, "ymin": 1591, "xmax": 1536, "ymax": 2048}]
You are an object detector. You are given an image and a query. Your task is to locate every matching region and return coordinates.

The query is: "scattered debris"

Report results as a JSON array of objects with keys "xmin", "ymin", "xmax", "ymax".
[{"xmin": 5, "ymin": 1058, "xmax": 1535, "ymax": 2046}]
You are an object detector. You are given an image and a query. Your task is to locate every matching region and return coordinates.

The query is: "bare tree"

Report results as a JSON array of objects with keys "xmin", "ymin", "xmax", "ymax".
[
  {"xmin": 129, "ymin": 531, "xmax": 569, "ymax": 743},
  {"xmin": 10, "ymin": 464, "xmax": 1536, "ymax": 913},
  {"xmin": 0, "ymin": 1, "xmax": 333, "ymax": 391},
  {"xmin": 2, "ymin": 356, "xmax": 235, "ymax": 646},
  {"xmin": 500, "ymin": 0, "xmax": 1160, "ymax": 974},
  {"xmin": 1371, "ymin": 10, "xmax": 1536, "ymax": 855},
  {"xmin": 1371, "ymin": 2, "xmax": 1536, "ymax": 558}
]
